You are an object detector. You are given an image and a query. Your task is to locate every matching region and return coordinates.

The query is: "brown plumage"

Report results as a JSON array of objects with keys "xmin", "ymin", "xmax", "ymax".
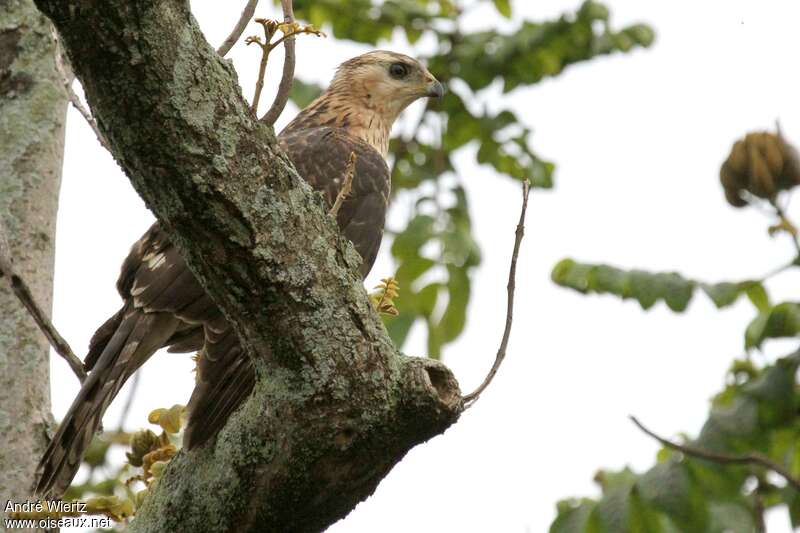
[{"xmin": 35, "ymin": 50, "xmax": 443, "ymax": 497}]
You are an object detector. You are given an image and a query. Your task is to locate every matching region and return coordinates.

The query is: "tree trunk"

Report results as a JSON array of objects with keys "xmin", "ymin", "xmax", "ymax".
[
  {"xmin": 32, "ymin": 1, "xmax": 462, "ymax": 532},
  {"xmin": 0, "ymin": 0, "xmax": 67, "ymax": 521}
]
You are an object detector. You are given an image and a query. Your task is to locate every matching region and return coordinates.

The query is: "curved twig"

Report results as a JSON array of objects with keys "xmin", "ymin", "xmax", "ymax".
[
  {"xmin": 769, "ymin": 198, "xmax": 800, "ymax": 257},
  {"xmin": 462, "ymin": 180, "xmax": 530, "ymax": 407},
  {"xmin": 0, "ymin": 224, "xmax": 85, "ymax": 383},
  {"xmin": 217, "ymin": 0, "xmax": 260, "ymax": 57},
  {"xmin": 260, "ymin": 0, "xmax": 296, "ymax": 126},
  {"xmin": 630, "ymin": 415, "xmax": 800, "ymax": 492},
  {"xmin": 52, "ymin": 29, "xmax": 110, "ymax": 151}
]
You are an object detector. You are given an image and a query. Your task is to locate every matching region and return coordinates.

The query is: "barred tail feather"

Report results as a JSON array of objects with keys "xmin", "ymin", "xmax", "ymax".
[{"xmin": 35, "ymin": 309, "xmax": 179, "ymax": 497}]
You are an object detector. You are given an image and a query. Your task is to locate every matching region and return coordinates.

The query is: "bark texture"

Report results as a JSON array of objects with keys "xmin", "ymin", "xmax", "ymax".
[
  {"xmin": 32, "ymin": 1, "xmax": 462, "ymax": 531},
  {"xmin": 0, "ymin": 0, "xmax": 66, "ymax": 522}
]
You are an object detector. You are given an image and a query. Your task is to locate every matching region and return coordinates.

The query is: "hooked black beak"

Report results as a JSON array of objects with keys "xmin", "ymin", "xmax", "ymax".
[{"xmin": 427, "ymin": 80, "xmax": 445, "ymax": 99}]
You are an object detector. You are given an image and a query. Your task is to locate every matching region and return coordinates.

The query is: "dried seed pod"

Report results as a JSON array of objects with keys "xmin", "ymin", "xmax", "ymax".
[
  {"xmin": 126, "ymin": 429, "xmax": 160, "ymax": 467},
  {"xmin": 720, "ymin": 130, "xmax": 800, "ymax": 207},
  {"xmin": 747, "ymin": 141, "xmax": 774, "ymax": 197},
  {"xmin": 761, "ymin": 134, "xmax": 784, "ymax": 176}
]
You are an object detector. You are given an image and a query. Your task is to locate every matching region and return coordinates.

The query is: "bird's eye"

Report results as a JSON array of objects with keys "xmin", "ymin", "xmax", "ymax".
[{"xmin": 389, "ymin": 62, "xmax": 409, "ymax": 79}]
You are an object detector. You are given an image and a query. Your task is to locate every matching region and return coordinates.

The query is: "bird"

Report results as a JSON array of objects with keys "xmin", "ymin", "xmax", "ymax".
[{"xmin": 35, "ymin": 50, "xmax": 444, "ymax": 497}]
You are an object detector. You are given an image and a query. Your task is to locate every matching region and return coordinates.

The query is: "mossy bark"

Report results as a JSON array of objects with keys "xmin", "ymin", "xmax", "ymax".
[
  {"xmin": 32, "ymin": 1, "xmax": 462, "ymax": 531},
  {"xmin": 0, "ymin": 0, "xmax": 66, "ymax": 523}
]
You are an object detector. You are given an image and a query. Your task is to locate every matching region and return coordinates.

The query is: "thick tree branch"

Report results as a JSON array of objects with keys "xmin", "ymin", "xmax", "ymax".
[
  {"xmin": 34, "ymin": 1, "xmax": 460, "ymax": 530},
  {"xmin": 462, "ymin": 180, "xmax": 530, "ymax": 407},
  {"xmin": 630, "ymin": 415, "xmax": 800, "ymax": 492},
  {"xmin": 1, "ymin": 0, "xmax": 68, "ymax": 505}
]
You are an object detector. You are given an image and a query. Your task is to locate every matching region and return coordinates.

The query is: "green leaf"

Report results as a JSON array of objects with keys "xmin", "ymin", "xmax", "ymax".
[
  {"xmin": 415, "ymin": 283, "xmax": 439, "ymax": 317},
  {"xmin": 385, "ymin": 312, "xmax": 415, "ymax": 348},
  {"xmin": 636, "ymin": 460, "xmax": 708, "ymax": 531},
  {"xmin": 744, "ymin": 283, "xmax": 770, "ymax": 312},
  {"xmin": 552, "ymin": 259, "xmax": 774, "ymax": 315},
  {"xmin": 653, "ymin": 273, "xmax": 694, "ymax": 312},
  {"xmin": 590, "ymin": 265, "xmax": 630, "ymax": 297},
  {"xmin": 707, "ymin": 502, "xmax": 754, "ymax": 532},
  {"xmin": 579, "ymin": 1, "xmax": 610, "ymax": 21},
  {"xmin": 391, "ymin": 214, "xmax": 435, "ymax": 260},
  {"xmin": 744, "ymin": 302, "xmax": 800, "ymax": 349},
  {"xmin": 551, "ymin": 259, "xmax": 695, "ymax": 312},
  {"xmin": 742, "ymin": 355, "xmax": 799, "ymax": 425},
  {"xmin": 288, "ymin": 78, "xmax": 322, "ymax": 108},
  {"xmin": 439, "ymin": 266, "xmax": 470, "ymax": 342},
  {"xmin": 395, "ymin": 257, "xmax": 435, "ymax": 285},
  {"xmin": 551, "ymin": 258, "xmax": 594, "ymax": 293},
  {"xmin": 744, "ymin": 311, "xmax": 770, "ymax": 350},
  {"xmin": 784, "ymin": 486, "xmax": 800, "ymax": 528},
  {"xmin": 697, "ymin": 394, "xmax": 760, "ymax": 454},
  {"xmin": 624, "ymin": 24, "xmax": 656, "ymax": 47},
  {"xmin": 493, "ymin": 0, "xmax": 512, "ymax": 18},
  {"xmin": 628, "ymin": 488, "xmax": 665, "ymax": 533},
  {"xmin": 550, "ymin": 499, "xmax": 596, "ymax": 533},
  {"xmin": 700, "ymin": 282, "xmax": 742, "ymax": 308}
]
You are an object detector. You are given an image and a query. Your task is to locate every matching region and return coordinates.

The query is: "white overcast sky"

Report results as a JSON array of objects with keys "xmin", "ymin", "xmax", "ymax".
[{"xmin": 51, "ymin": 1, "xmax": 800, "ymax": 531}]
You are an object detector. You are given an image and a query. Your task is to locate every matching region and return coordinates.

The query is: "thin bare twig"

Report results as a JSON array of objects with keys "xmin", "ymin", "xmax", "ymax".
[
  {"xmin": 0, "ymin": 225, "xmax": 86, "ymax": 383},
  {"xmin": 630, "ymin": 415, "xmax": 800, "ymax": 492},
  {"xmin": 769, "ymin": 198, "xmax": 800, "ymax": 257},
  {"xmin": 216, "ymin": 0, "xmax": 260, "ymax": 57},
  {"xmin": 757, "ymin": 257, "xmax": 798, "ymax": 282},
  {"xmin": 330, "ymin": 152, "xmax": 357, "ymax": 218},
  {"xmin": 753, "ymin": 482, "xmax": 766, "ymax": 533},
  {"xmin": 245, "ymin": 3, "xmax": 323, "ymax": 121},
  {"xmin": 52, "ymin": 31, "xmax": 110, "ymax": 152},
  {"xmin": 462, "ymin": 180, "xmax": 531, "ymax": 407},
  {"xmin": 261, "ymin": 0, "xmax": 296, "ymax": 126}
]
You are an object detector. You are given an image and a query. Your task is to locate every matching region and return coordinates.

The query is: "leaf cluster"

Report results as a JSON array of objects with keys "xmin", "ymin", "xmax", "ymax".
[
  {"xmin": 551, "ymin": 354, "xmax": 800, "ymax": 533},
  {"xmin": 63, "ymin": 404, "xmax": 187, "ymax": 522}
]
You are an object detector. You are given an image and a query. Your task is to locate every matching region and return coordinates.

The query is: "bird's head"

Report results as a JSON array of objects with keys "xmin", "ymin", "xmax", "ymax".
[
  {"xmin": 284, "ymin": 51, "xmax": 445, "ymax": 155},
  {"xmin": 330, "ymin": 50, "xmax": 444, "ymax": 119}
]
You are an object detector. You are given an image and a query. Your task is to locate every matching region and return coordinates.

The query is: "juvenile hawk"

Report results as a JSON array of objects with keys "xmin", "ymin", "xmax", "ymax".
[{"xmin": 36, "ymin": 50, "xmax": 444, "ymax": 496}]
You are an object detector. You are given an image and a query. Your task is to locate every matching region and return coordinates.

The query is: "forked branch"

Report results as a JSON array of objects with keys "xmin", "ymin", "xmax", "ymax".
[
  {"xmin": 261, "ymin": 0, "xmax": 297, "ymax": 126},
  {"xmin": 245, "ymin": 10, "xmax": 325, "ymax": 118}
]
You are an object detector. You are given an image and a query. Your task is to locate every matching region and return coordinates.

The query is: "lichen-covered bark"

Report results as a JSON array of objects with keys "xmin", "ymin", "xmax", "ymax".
[
  {"xmin": 31, "ymin": 1, "xmax": 462, "ymax": 531},
  {"xmin": 0, "ymin": 0, "xmax": 66, "ymax": 521}
]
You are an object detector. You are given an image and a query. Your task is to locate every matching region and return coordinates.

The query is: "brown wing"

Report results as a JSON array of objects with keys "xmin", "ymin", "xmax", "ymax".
[
  {"xmin": 84, "ymin": 224, "xmax": 213, "ymax": 371},
  {"xmin": 183, "ymin": 127, "xmax": 391, "ymax": 448},
  {"xmin": 279, "ymin": 126, "xmax": 391, "ymax": 277},
  {"xmin": 37, "ymin": 225, "xmax": 219, "ymax": 496},
  {"xmin": 182, "ymin": 320, "xmax": 252, "ymax": 449}
]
